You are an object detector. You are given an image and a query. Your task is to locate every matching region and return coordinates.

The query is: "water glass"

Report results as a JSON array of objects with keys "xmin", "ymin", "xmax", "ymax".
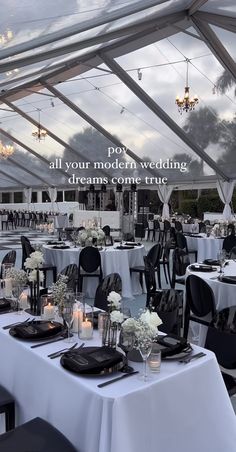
[
  {"xmin": 98, "ymin": 312, "xmax": 108, "ymax": 337},
  {"xmin": 148, "ymin": 344, "xmax": 161, "ymax": 373}
]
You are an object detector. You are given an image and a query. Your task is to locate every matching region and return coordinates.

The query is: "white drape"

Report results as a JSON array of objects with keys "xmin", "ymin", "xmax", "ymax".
[
  {"xmin": 157, "ymin": 185, "xmax": 173, "ymax": 218},
  {"xmin": 48, "ymin": 187, "xmax": 57, "ymax": 203},
  {"xmin": 216, "ymin": 180, "xmax": 235, "ymax": 220},
  {"xmin": 23, "ymin": 187, "xmax": 32, "ymax": 205}
]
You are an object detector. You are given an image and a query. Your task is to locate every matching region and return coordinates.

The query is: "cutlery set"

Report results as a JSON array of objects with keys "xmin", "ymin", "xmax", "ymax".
[{"xmin": 48, "ymin": 342, "xmax": 85, "ymax": 359}]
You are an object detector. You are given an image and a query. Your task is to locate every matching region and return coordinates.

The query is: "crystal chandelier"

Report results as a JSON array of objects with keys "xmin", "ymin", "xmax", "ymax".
[
  {"xmin": 0, "ymin": 141, "xmax": 14, "ymax": 159},
  {"xmin": 175, "ymin": 60, "xmax": 199, "ymax": 114},
  {"xmin": 32, "ymin": 109, "xmax": 47, "ymax": 142}
]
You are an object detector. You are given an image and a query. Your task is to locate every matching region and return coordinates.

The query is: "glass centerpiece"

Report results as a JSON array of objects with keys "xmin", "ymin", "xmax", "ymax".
[{"xmin": 24, "ymin": 251, "xmax": 44, "ymax": 315}]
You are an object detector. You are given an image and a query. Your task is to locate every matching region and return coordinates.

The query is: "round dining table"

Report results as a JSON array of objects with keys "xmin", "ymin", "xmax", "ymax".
[
  {"xmin": 186, "ymin": 233, "xmax": 224, "ymax": 261},
  {"xmin": 43, "ymin": 243, "xmax": 146, "ymax": 299},
  {"xmin": 186, "ymin": 260, "xmax": 236, "ymax": 345}
]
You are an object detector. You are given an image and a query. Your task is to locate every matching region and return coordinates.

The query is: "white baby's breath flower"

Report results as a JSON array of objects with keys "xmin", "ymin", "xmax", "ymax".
[{"xmin": 110, "ymin": 310, "xmax": 124, "ymax": 324}]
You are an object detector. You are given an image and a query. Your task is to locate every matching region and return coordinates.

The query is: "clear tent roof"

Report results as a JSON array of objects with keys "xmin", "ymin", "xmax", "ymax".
[{"xmin": 0, "ymin": 0, "xmax": 235, "ymax": 190}]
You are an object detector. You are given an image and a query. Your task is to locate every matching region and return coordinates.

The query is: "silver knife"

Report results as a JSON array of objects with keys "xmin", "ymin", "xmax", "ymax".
[
  {"xmin": 98, "ymin": 371, "xmax": 139, "ymax": 388},
  {"xmin": 179, "ymin": 352, "xmax": 206, "ymax": 364}
]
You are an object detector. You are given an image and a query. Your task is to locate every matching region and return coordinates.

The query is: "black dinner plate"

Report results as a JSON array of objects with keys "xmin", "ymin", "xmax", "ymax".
[
  {"xmin": 116, "ymin": 245, "xmax": 134, "ymax": 250},
  {"xmin": 52, "ymin": 245, "xmax": 71, "ymax": 249},
  {"xmin": 0, "ymin": 298, "xmax": 11, "ymax": 311},
  {"xmin": 60, "ymin": 346, "xmax": 124, "ymax": 375},
  {"xmin": 124, "ymin": 242, "xmax": 141, "ymax": 246},
  {"xmin": 9, "ymin": 320, "xmax": 65, "ymax": 341}
]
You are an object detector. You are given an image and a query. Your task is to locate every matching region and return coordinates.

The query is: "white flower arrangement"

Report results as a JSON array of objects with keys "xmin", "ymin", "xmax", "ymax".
[
  {"xmin": 28, "ymin": 269, "xmax": 44, "ymax": 283},
  {"xmin": 6, "ymin": 268, "xmax": 28, "ymax": 286},
  {"xmin": 51, "ymin": 275, "xmax": 68, "ymax": 306},
  {"xmin": 24, "ymin": 251, "xmax": 44, "ymax": 270},
  {"xmin": 77, "ymin": 227, "xmax": 105, "ymax": 246},
  {"xmin": 122, "ymin": 309, "xmax": 162, "ymax": 347},
  {"xmin": 110, "ymin": 310, "xmax": 124, "ymax": 324},
  {"xmin": 107, "ymin": 291, "xmax": 122, "ymax": 310}
]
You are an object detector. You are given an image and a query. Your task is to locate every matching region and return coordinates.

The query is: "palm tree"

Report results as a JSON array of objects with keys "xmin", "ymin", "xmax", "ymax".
[{"xmin": 216, "ymin": 69, "xmax": 236, "ymax": 96}]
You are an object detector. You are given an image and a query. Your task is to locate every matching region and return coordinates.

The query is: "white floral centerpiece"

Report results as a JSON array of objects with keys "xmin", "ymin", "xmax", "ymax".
[
  {"xmin": 77, "ymin": 227, "xmax": 105, "ymax": 247},
  {"xmin": 122, "ymin": 309, "xmax": 162, "ymax": 348},
  {"xmin": 5, "ymin": 268, "xmax": 28, "ymax": 286},
  {"xmin": 102, "ymin": 291, "xmax": 123, "ymax": 348},
  {"xmin": 51, "ymin": 275, "xmax": 68, "ymax": 309},
  {"xmin": 24, "ymin": 251, "xmax": 44, "ymax": 314}
]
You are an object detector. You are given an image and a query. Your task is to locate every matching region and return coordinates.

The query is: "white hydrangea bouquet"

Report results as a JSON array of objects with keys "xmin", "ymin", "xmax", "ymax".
[
  {"xmin": 78, "ymin": 227, "xmax": 105, "ymax": 247},
  {"xmin": 102, "ymin": 291, "xmax": 123, "ymax": 348},
  {"xmin": 107, "ymin": 291, "xmax": 124, "ymax": 324},
  {"xmin": 24, "ymin": 251, "xmax": 44, "ymax": 283}
]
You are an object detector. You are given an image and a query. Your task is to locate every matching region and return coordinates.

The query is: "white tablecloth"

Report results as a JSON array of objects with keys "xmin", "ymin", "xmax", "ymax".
[
  {"xmin": 186, "ymin": 234, "xmax": 223, "ymax": 261},
  {"xmin": 43, "ymin": 244, "xmax": 146, "ymax": 299},
  {"xmin": 0, "ymin": 312, "xmax": 235, "ymax": 452}
]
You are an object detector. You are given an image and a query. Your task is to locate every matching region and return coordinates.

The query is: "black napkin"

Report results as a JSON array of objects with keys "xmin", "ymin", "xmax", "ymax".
[
  {"xmin": 0, "ymin": 298, "xmax": 11, "ymax": 310},
  {"xmin": 203, "ymin": 259, "xmax": 220, "ymax": 266},
  {"xmin": 219, "ymin": 276, "xmax": 236, "ymax": 284},
  {"xmin": 190, "ymin": 264, "xmax": 217, "ymax": 272},
  {"xmin": 61, "ymin": 346, "xmax": 123, "ymax": 374},
  {"xmin": 12, "ymin": 321, "xmax": 63, "ymax": 339},
  {"xmin": 116, "ymin": 245, "xmax": 134, "ymax": 250},
  {"xmin": 124, "ymin": 242, "xmax": 141, "ymax": 246},
  {"xmin": 52, "ymin": 245, "xmax": 70, "ymax": 249},
  {"xmin": 47, "ymin": 241, "xmax": 65, "ymax": 245}
]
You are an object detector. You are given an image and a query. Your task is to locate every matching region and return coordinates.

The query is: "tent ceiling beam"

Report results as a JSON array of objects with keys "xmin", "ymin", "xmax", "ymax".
[
  {"xmin": 0, "ymin": 12, "xmax": 186, "ymax": 74},
  {"xmin": 42, "ymin": 81, "xmax": 163, "ymax": 179},
  {"xmin": 2, "ymin": 99, "xmax": 110, "ymax": 182},
  {"xmin": 191, "ymin": 17, "xmax": 236, "ymax": 82},
  {"xmin": 194, "ymin": 11, "xmax": 236, "ymax": 34},
  {"xmin": 0, "ymin": 127, "xmax": 72, "ymax": 180},
  {"xmin": 100, "ymin": 52, "xmax": 229, "ymax": 181},
  {"xmin": 7, "ymin": 157, "xmax": 50, "ymax": 185},
  {"xmin": 0, "ymin": 0, "xmax": 170, "ymax": 61},
  {"xmin": 188, "ymin": 0, "xmax": 209, "ymax": 16},
  {"xmin": 0, "ymin": 169, "xmax": 27, "ymax": 188}
]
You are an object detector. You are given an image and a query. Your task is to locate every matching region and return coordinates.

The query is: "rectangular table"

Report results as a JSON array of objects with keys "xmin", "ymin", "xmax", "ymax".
[{"xmin": 0, "ymin": 312, "xmax": 235, "ymax": 452}]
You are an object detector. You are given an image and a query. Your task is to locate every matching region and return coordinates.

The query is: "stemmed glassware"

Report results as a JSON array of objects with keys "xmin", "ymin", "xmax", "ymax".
[
  {"xmin": 11, "ymin": 284, "xmax": 24, "ymax": 314},
  {"xmin": 217, "ymin": 250, "xmax": 227, "ymax": 275},
  {"xmin": 62, "ymin": 291, "xmax": 76, "ymax": 342},
  {"xmin": 139, "ymin": 340, "xmax": 153, "ymax": 381},
  {"xmin": 118, "ymin": 330, "xmax": 135, "ymax": 373}
]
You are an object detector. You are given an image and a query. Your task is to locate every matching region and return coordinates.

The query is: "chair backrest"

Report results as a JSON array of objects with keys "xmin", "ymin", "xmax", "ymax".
[
  {"xmin": 151, "ymin": 289, "xmax": 182, "ymax": 334},
  {"xmin": 230, "ymin": 246, "xmax": 236, "ymax": 259},
  {"xmin": 0, "ymin": 250, "xmax": 16, "ymax": 278},
  {"xmin": 102, "ymin": 225, "xmax": 111, "ymax": 236},
  {"xmin": 176, "ymin": 232, "xmax": 187, "ymax": 251},
  {"xmin": 198, "ymin": 222, "xmax": 206, "ymax": 233},
  {"xmin": 164, "ymin": 220, "xmax": 171, "ymax": 231},
  {"xmin": 79, "ymin": 246, "xmax": 101, "ymax": 273},
  {"xmin": 223, "ymin": 235, "xmax": 236, "ymax": 254},
  {"xmin": 153, "ymin": 219, "xmax": 160, "ymax": 230},
  {"xmin": 144, "ymin": 256, "xmax": 156, "ymax": 298},
  {"xmin": 205, "ymin": 307, "xmax": 236, "ymax": 368},
  {"xmin": 21, "ymin": 236, "xmax": 35, "ymax": 269},
  {"xmin": 172, "ymin": 248, "xmax": 190, "ymax": 278},
  {"xmin": 175, "ymin": 221, "xmax": 183, "ymax": 232},
  {"xmin": 58, "ymin": 264, "xmax": 78, "ymax": 291},
  {"xmin": 94, "ymin": 273, "xmax": 122, "ymax": 311},
  {"xmin": 147, "ymin": 244, "xmax": 161, "ymax": 267},
  {"xmin": 186, "ymin": 274, "xmax": 216, "ymax": 318},
  {"xmin": 228, "ymin": 224, "xmax": 235, "ymax": 236}
]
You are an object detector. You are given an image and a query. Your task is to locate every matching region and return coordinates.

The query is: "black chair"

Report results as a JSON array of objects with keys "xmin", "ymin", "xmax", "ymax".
[
  {"xmin": 162, "ymin": 220, "xmax": 171, "ymax": 244},
  {"xmin": 102, "ymin": 225, "xmax": 111, "ymax": 236},
  {"xmin": 159, "ymin": 240, "xmax": 172, "ymax": 285},
  {"xmin": 58, "ymin": 264, "xmax": 78, "ymax": 292},
  {"xmin": 130, "ymin": 244, "xmax": 161, "ymax": 290},
  {"xmin": 171, "ymin": 248, "xmax": 190, "ymax": 289},
  {"xmin": 0, "ymin": 385, "xmax": 15, "ymax": 432},
  {"xmin": 222, "ymin": 235, "xmax": 236, "ymax": 255},
  {"xmin": 78, "ymin": 246, "xmax": 103, "ymax": 292},
  {"xmin": 151, "ymin": 288, "xmax": 183, "ymax": 336},
  {"xmin": 0, "ymin": 417, "xmax": 77, "ymax": 452},
  {"xmin": 227, "ymin": 224, "xmax": 235, "ymax": 236},
  {"xmin": 174, "ymin": 220, "xmax": 183, "ymax": 232},
  {"xmin": 198, "ymin": 222, "xmax": 206, "ymax": 233},
  {"xmin": 230, "ymin": 246, "xmax": 236, "ymax": 259},
  {"xmin": 21, "ymin": 236, "xmax": 57, "ymax": 286},
  {"xmin": 0, "ymin": 250, "xmax": 16, "ymax": 278},
  {"xmin": 134, "ymin": 223, "xmax": 145, "ymax": 240},
  {"xmin": 184, "ymin": 274, "xmax": 216, "ymax": 339},
  {"xmin": 176, "ymin": 232, "xmax": 197, "ymax": 261},
  {"xmin": 94, "ymin": 273, "xmax": 122, "ymax": 311},
  {"xmin": 205, "ymin": 307, "xmax": 236, "ymax": 396}
]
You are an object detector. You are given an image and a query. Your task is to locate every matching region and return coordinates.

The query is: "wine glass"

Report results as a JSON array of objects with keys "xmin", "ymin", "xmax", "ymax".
[
  {"xmin": 139, "ymin": 341, "xmax": 152, "ymax": 381},
  {"xmin": 118, "ymin": 330, "xmax": 135, "ymax": 373},
  {"xmin": 217, "ymin": 250, "xmax": 227, "ymax": 274},
  {"xmin": 62, "ymin": 302, "xmax": 75, "ymax": 343}
]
